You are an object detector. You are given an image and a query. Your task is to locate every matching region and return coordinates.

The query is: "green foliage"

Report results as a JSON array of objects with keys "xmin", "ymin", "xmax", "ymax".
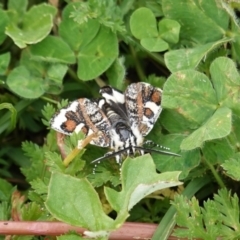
[
  {"xmin": 57, "ymin": 234, "xmax": 83, "ymax": 240},
  {"xmin": 87, "ymin": 164, "xmax": 121, "ymax": 188},
  {"xmin": 5, "ymin": 3, "xmax": 57, "ymax": 48},
  {"xmin": 21, "ymin": 141, "xmax": 49, "ymax": 183},
  {"xmin": 222, "ymin": 153, "xmax": 240, "ymax": 181},
  {"xmin": 130, "ymin": 7, "xmax": 180, "ymax": 52},
  {"xmin": 45, "ymin": 155, "xmax": 181, "ymax": 235},
  {"xmin": 69, "ymin": 0, "xmax": 125, "ymax": 33},
  {"xmin": 0, "ymin": 178, "xmax": 13, "ymax": 201},
  {"xmin": 41, "ymin": 103, "xmax": 56, "ymax": 127},
  {"xmin": 21, "ymin": 202, "xmax": 48, "ymax": 221},
  {"xmin": 172, "ymin": 189, "xmax": 240, "ymax": 240},
  {"xmin": 0, "ymin": 102, "xmax": 17, "ymax": 133},
  {"xmin": 1, "ymin": 0, "xmax": 240, "ymax": 239}
]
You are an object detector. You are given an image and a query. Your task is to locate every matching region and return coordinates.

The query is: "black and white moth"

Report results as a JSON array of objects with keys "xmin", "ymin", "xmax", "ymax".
[{"xmin": 50, "ymin": 82, "xmax": 179, "ymax": 164}]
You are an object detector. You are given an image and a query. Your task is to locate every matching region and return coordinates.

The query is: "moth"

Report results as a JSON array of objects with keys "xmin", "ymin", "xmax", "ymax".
[{"xmin": 50, "ymin": 82, "xmax": 179, "ymax": 164}]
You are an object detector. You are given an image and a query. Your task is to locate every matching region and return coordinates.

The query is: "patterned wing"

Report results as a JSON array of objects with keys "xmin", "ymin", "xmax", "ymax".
[
  {"xmin": 50, "ymin": 98, "xmax": 111, "ymax": 147},
  {"xmin": 124, "ymin": 82, "xmax": 162, "ymax": 136}
]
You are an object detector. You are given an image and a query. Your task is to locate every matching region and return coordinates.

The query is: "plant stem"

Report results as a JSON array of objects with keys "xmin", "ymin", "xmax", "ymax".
[
  {"xmin": 0, "ymin": 221, "xmax": 158, "ymax": 239},
  {"xmin": 63, "ymin": 147, "xmax": 81, "ymax": 166},
  {"xmin": 67, "ymin": 67, "xmax": 80, "ymax": 82},
  {"xmin": 63, "ymin": 132, "xmax": 97, "ymax": 166},
  {"xmin": 203, "ymin": 156, "xmax": 226, "ymax": 188},
  {"xmin": 129, "ymin": 45, "xmax": 145, "ymax": 81},
  {"xmin": 147, "ymin": 51, "xmax": 165, "ymax": 66},
  {"xmin": 95, "ymin": 77, "xmax": 106, "ymax": 88},
  {"xmin": 40, "ymin": 96, "xmax": 58, "ymax": 105}
]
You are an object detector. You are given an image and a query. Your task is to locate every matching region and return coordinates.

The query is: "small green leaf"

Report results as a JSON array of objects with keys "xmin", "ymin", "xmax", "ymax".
[
  {"xmin": 41, "ymin": 103, "xmax": 57, "ymax": 126},
  {"xmin": 130, "ymin": 7, "xmax": 158, "ymax": 39},
  {"xmin": 146, "ymin": 1, "xmax": 163, "ymax": 17},
  {"xmin": 158, "ymin": 18, "xmax": 180, "ymax": 44},
  {"xmin": 104, "ymin": 154, "xmax": 181, "ymax": 216},
  {"xmin": 165, "ymin": 38, "xmax": 231, "ymax": 72},
  {"xmin": 20, "ymin": 50, "xmax": 68, "ymax": 95},
  {"xmin": 141, "ymin": 37, "xmax": 168, "ymax": 52},
  {"xmin": 232, "ymin": 35, "xmax": 240, "ymax": 62},
  {"xmin": 213, "ymin": 189, "xmax": 240, "ymax": 238},
  {"xmin": 30, "ymin": 36, "xmax": 76, "ymax": 64},
  {"xmin": 162, "ymin": 0, "xmax": 228, "ymax": 44},
  {"xmin": 0, "ymin": 100, "xmax": 33, "ymax": 135},
  {"xmin": 5, "ymin": 3, "xmax": 57, "ymax": 48},
  {"xmin": 30, "ymin": 178, "xmax": 48, "ymax": 195},
  {"xmin": 46, "ymin": 63, "xmax": 68, "ymax": 84},
  {"xmin": 8, "ymin": 0, "xmax": 28, "ymax": 17},
  {"xmin": 0, "ymin": 178, "xmax": 13, "ymax": 201},
  {"xmin": 77, "ymin": 26, "xmax": 118, "ymax": 80},
  {"xmin": 87, "ymin": 164, "xmax": 121, "ymax": 188},
  {"xmin": 0, "ymin": 103, "xmax": 17, "ymax": 133},
  {"xmin": 152, "ymin": 177, "xmax": 212, "ymax": 240},
  {"xmin": 232, "ymin": 114, "xmax": 240, "ymax": 145},
  {"xmin": 210, "ymin": 57, "xmax": 240, "ymax": 115},
  {"xmin": 152, "ymin": 134, "xmax": 200, "ymax": 179},
  {"xmin": 173, "ymin": 195, "xmax": 214, "ymax": 239},
  {"xmin": 7, "ymin": 66, "xmax": 45, "ymax": 99},
  {"xmin": 21, "ymin": 141, "xmax": 48, "ymax": 182},
  {"xmin": 45, "ymin": 172, "xmax": 114, "ymax": 231},
  {"xmin": 106, "ymin": 57, "xmax": 125, "ymax": 90},
  {"xmin": 59, "ymin": 3, "xmax": 100, "ymax": 51},
  {"xmin": 160, "ymin": 109, "xmax": 196, "ymax": 133},
  {"xmin": 20, "ymin": 49, "xmax": 44, "ymax": 76},
  {"xmin": 163, "ymin": 69, "xmax": 218, "ymax": 126},
  {"xmin": 0, "ymin": 52, "xmax": 10, "ymax": 75},
  {"xmin": 181, "ymin": 107, "xmax": 232, "ymax": 150},
  {"xmin": 69, "ymin": 0, "xmax": 125, "ymax": 33},
  {"xmin": 202, "ymin": 138, "xmax": 234, "ymax": 165},
  {"xmin": 173, "ymin": 189, "xmax": 240, "ymax": 239},
  {"xmin": 44, "ymin": 152, "xmax": 65, "ymax": 173},
  {"xmin": 0, "ymin": 202, "xmax": 11, "ymax": 220},
  {"xmin": 58, "ymin": 234, "xmax": 83, "ymax": 240},
  {"xmin": 222, "ymin": 153, "xmax": 240, "ymax": 181},
  {"xmin": 21, "ymin": 202, "xmax": 46, "ymax": 221}
]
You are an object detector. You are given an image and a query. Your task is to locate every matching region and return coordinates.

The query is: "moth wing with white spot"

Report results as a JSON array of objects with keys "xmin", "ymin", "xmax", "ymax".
[
  {"xmin": 124, "ymin": 82, "xmax": 162, "ymax": 136},
  {"xmin": 50, "ymin": 98, "xmax": 111, "ymax": 147}
]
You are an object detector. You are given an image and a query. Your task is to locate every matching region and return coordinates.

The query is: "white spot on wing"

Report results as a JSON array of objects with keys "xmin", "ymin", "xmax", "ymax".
[
  {"xmin": 75, "ymin": 123, "xmax": 85, "ymax": 133},
  {"xmin": 98, "ymin": 98, "xmax": 105, "ymax": 108},
  {"xmin": 145, "ymin": 101, "xmax": 161, "ymax": 114},
  {"xmin": 51, "ymin": 101, "xmax": 79, "ymax": 134}
]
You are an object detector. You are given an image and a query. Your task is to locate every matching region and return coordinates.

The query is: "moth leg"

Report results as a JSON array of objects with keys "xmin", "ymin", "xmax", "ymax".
[{"xmin": 115, "ymin": 153, "xmax": 122, "ymax": 165}]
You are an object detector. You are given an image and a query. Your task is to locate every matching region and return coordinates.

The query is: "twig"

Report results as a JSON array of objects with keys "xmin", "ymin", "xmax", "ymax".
[{"xmin": 0, "ymin": 221, "xmax": 198, "ymax": 240}]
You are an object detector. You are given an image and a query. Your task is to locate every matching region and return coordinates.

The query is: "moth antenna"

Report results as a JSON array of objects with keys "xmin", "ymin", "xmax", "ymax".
[
  {"xmin": 90, "ymin": 147, "xmax": 132, "ymax": 164},
  {"xmin": 134, "ymin": 146, "xmax": 181, "ymax": 157},
  {"xmin": 91, "ymin": 146, "xmax": 180, "ymax": 166}
]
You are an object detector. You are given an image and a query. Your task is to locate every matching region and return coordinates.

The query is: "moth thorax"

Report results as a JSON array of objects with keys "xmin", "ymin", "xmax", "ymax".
[{"xmin": 104, "ymin": 104, "xmax": 122, "ymax": 124}]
